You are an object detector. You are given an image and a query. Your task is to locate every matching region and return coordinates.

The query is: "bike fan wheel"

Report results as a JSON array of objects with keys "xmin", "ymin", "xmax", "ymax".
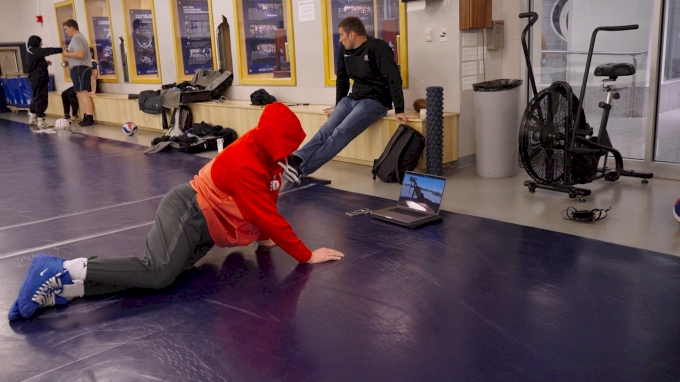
[{"xmin": 519, "ymin": 86, "xmax": 582, "ymax": 185}]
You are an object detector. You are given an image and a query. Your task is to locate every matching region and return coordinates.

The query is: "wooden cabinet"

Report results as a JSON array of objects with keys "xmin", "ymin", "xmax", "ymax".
[{"xmin": 460, "ymin": 0, "xmax": 492, "ymax": 30}]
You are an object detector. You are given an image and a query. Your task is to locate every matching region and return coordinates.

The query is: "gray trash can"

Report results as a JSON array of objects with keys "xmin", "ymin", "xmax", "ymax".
[{"xmin": 473, "ymin": 79, "xmax": 523, "ymax": 178}]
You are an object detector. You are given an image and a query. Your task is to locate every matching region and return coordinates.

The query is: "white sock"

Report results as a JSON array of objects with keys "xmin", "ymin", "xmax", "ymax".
[
  {"xmin": 63, "ymin": 258, "xmax": 88, "ymax": 281},
  {"xmin": 59, "ymin": 280, "xmax": 84, "ymax": 300}
]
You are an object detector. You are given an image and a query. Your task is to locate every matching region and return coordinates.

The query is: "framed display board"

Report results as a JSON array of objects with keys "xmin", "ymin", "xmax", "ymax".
[
  {"xmin": 122, "ymin": 0, "xmax": 162, "ymax": 83},
  {"xmin": 84, "ymin": 0, "xmax": 119, "ymax": 82},
  {"xmin": 170, "ymin": 0, "xmax": 218, "ymax": 82},
  {"xmin": 54, "ymin": 0, "xmax": 76, "ymax": 81},
  {"xmin": 233, "ymin": 0, "xmax": 297, "ymax": 85},
  {"xmin": 321, "ymin": 0, "xmax": 408, "ymax": 87}
]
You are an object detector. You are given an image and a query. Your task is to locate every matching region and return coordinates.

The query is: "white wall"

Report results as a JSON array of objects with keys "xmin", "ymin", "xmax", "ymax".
[
  {"xmin": 0, "ymin": 0, "xmax": 663, "ymax": 162},
  {"xmin": 0, "ymin": 0, "xmax": 60, "ymax": 45},
  {"xmin": 0, "ymin": 0, "xmax": 461, "ymax": 111},
  {"xmin": 224, "ymin": 0, "xmax": 461, "ymax": 112},
  {"xmin": 458, "ymin": 0, "xmax": 528, "ymax": 160},
  {"xmin": 0, "ymin": 0, "xmax": 516, "ymax": 161}
]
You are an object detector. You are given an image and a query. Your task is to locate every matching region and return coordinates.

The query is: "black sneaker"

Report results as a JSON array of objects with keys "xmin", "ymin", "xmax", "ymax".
[
  {"xmin": 287, "ymin": 154, "xmax": 302, "ymax": 167},
  {"xmin": 78, "ymin": 115, "xmax": 94, "ymax": 127}
]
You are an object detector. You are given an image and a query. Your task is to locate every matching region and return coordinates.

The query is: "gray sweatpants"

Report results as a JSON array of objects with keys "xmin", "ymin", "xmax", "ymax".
[{"xmin": 85, "ymin": 183, "xmax": 214, "ymax": 296}]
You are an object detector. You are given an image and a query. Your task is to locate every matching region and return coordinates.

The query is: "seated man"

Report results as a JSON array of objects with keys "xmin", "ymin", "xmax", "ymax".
[
  {"xmin": 61, "ymin": 86, "xmax": 78, "ymax": 121},
  {"xmin": 283, "ymin": 16, "xmax": 407, "ymax": 183},
  {"xmin": 8, "ymin": 102, "xmax": 344, "ymax": 321}
]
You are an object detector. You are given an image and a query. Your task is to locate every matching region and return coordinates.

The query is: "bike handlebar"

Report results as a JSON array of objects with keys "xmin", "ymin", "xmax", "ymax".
[
  {"xmin": 598, "ymin": 24, "xmax": 639, "ymax": 32},
  {"xmin": 519, "ymin": 12, "xmax": 539, "ymax": 97},
  {"xmin": 519, "ymin": 12, "xmax": 538, "ymax": 27}
]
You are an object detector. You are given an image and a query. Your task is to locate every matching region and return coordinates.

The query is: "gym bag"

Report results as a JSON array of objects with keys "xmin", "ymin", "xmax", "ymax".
[
  {"xmin": 162, "ymin": 104, "xmax": 193, "ymax": 133},
  {"xmin": 137, "ymin": 90, "xmax": 163, "ymax": 114},
  {"xmin": 250, "ymin": 89, "xmax": 277, "ymax": 105},
  {"xmin": 372, "ymin": 124, "xmax": 425, "ymax": 183}
]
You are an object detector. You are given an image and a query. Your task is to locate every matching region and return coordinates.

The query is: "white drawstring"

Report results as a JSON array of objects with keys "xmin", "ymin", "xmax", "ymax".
[
  {"xmin": 277, "ymin": 161, "xmax": 300, "ymax": 184},
  {"xmin": 31, "ymin": 272, "xmax": 66, "ymax": 308}
]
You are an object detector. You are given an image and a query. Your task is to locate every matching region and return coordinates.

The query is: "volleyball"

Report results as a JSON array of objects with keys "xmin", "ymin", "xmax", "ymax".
[
  {"xmin": 122, "ymin": 122, "xmax": 138, "ymax": 136},
  {"xmin": 54, "ymin": 118, "xmax": 70, "ymax": 130}
]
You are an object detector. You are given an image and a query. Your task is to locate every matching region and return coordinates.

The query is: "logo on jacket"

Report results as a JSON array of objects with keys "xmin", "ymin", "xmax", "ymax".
[
  {"xmin": 270, "ymin": 178, "xmax": 280, "ymax": 191},
  {"xmin": 364, "ymin": 54, "xmax": 369, "ymax": 61}
]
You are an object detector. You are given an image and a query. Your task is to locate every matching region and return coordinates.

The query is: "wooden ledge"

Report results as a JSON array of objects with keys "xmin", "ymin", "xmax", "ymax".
[{"xmin": 45, "ymin": 92, "xmax": 459, "ymax": 167}]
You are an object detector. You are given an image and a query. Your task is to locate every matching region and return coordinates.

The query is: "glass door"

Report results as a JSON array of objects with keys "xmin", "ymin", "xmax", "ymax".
[
  {"xmin": 655, "ymin": 0, "xmax": 680, "ymax": 163},
  {"xmin": 535, "ymin": 0, "xmax": 655, "ymax": 160}
]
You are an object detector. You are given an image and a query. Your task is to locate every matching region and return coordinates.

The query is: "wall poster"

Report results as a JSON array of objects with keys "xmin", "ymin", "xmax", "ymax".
[
  {"xmin": 129, "ymin": 9, "xmax": 158, "ymax": 75},
  {"xmin": 91, "ymin": 17, "xmax": 115, "ymax": 75},
  {"xmin": 177, "ymin": 0, "xmax": 214, "ymax": 75},
  {"xmin": 242, "ymin": 0, "xmax": 290, "ymax": 77}
]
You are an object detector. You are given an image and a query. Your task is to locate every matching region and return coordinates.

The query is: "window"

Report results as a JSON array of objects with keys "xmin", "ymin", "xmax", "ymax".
[
  {"xmin": 656, "ymin": 0, "xmax": 680, "ymax": 163},
  {"xmin": 664, "ymin": 0, "xmax": 680, "ymax": 81},
  {"xmin": 170, "ymin": 0, "xmax": 218, "ymax": 82},
  {"xmin": 122, "ymin": 0, "xmax": 162, "ymax": 83},
  {"xmin": 321, "ymin": 0, "xmax": 408, "ymax": 87},
  {"xmin": 538, "ymin": 0, "xmax": 652, "ymax": 161},
  {"xmin": 84, "ymin": 0, "xmax": 119, "ymax": 82},
  {"xmin": 233, "ymin": 0, "xmax": 296, "ymax": 85},
  {"xmin": 54, "ymin": 0, "xmax": 76, "ymax": 81}
]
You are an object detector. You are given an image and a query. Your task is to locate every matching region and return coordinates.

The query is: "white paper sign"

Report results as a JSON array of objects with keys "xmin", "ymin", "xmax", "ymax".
[{"xmin": 299, "ymin": 0, "xmax": 315, "ymax": 22}]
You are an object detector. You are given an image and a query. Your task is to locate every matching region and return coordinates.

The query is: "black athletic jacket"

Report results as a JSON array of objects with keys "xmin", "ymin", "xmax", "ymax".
[
  {"xmin": 26, "ymin": 36, "xmax": 62, "ymax": 85},
  {"xmin": 336, "ymin": 37, "xmax": 404, "ymax": 113}
]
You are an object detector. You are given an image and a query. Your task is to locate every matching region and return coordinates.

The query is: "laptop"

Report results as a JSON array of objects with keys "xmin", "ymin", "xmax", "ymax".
[{"xmin": 370, "ymin": 172, "xmax": 447, "ymax": 228}]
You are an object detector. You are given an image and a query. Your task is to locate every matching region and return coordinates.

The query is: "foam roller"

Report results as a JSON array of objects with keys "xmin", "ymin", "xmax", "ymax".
[{"xmin": 426, "ymin": 86, "xmax": 444, "ymax": 176}]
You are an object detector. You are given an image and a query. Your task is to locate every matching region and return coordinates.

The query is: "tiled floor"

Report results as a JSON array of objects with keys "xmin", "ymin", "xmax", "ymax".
[{"xmin": 3, "ymin": 111, "xmax": 679, "ymax": 257}]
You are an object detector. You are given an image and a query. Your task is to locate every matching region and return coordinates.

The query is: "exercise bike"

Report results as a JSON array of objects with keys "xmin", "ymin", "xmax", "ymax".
[{"xmin": 518, "ymin": 12, "xmax": 652, "ymax": 202}]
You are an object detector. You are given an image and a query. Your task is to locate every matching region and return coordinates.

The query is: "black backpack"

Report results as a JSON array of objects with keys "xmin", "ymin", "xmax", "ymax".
[
  {"xmin": 138, "ymin": 90, "xmax": 163, "ymax": 114},
  {"xmin": 372, "ymin": 124, "xmax": 425, "ymax": 183}
]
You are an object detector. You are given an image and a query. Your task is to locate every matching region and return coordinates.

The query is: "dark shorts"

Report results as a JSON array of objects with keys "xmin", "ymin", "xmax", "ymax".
[{"xmin": 70, "ymin": 65, "xmax": 92, "ymax": 92}]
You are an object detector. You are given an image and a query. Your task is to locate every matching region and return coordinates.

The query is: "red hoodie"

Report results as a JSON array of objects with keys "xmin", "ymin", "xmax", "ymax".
[{"xmin": 190, "ymin": 102, "xmax": 312, "ymax": 263}]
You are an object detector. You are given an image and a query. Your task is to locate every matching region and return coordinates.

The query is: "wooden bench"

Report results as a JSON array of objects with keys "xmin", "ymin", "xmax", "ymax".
[
  {"xmin": 47, "ymin": 92, "xmax": 162, "ymax": 130},
  {"xmin": 46, "ymin": 92, "xmax": 459, "ymax": 168}
]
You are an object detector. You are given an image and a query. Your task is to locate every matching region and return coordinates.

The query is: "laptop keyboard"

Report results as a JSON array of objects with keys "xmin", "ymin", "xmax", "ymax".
[{"xmin": 389, "ymin": 207, "xmax": 430, "ymax": 218}]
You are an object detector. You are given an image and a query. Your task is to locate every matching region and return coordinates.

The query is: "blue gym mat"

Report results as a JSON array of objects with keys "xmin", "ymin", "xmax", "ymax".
[{"xmin": 0, "ymin": 119, "xmax": 679, "ymax": 381}]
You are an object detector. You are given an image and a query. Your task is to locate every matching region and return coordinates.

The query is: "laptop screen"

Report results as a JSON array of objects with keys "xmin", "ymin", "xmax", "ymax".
[{"xmin": 397, "ymin": 172, "xmax": 447, "ymax": 214}]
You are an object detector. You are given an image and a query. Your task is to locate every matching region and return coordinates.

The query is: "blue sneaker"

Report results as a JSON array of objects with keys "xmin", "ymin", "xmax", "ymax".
[
  {"xmin": 17, "ymin": 254, "xmax": 72, "ymax": 319},
  {"xmin": 8, "ymin": 299, "xmax": 21, "ymax": 321}
]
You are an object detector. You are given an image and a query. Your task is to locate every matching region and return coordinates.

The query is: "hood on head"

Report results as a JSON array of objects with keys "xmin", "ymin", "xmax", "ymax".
[
  {"xmin": 27, "ymin": 36, "xmax": 42, "ymax": 49},
  {"xmin": 252, "ymin": 102, "xmax": 305, "ymax": 163}
]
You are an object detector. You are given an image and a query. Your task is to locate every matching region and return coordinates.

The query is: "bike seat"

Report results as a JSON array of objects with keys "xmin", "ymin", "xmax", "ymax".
[{"xmin": 594, "ymin": 63, "xmax": 635, "ymax": 77}]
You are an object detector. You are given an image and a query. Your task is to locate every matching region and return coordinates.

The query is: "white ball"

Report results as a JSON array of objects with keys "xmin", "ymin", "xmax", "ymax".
[
  {"xmin": 122, "ymin": 122, "xmax": 138, "ymax": 136},
  {"xmin": 54, "ymin": 118, "xmax": 70, "ymax": 130}
]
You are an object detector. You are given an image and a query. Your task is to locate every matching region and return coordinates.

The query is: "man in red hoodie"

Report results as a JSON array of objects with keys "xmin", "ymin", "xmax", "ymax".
[{"xmin": 8, "ymin": 102, "xmax": 344, "ymax": 321}]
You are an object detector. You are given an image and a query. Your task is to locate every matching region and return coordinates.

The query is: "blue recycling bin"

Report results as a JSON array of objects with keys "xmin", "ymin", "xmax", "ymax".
[
  {"xmin": 1, "ymin": 77, "xmax": 18, "ymax": 107},
  {"xmin": 0, "ymin": 82, "xmax": 7, "ymax": 112},
  {"xmin": 18, "ymin": 78, "xmax": 31, "ymax": 107},
  {"xmin": 1, "ymin": 75, "xmax": 55, "ymax": 108}
]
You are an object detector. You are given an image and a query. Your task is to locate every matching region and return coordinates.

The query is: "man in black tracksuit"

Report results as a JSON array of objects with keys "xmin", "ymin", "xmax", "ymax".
[
  {"xmin": 26, "ymin": 36, "xmax": 62, "ymax": 128},
  {"xmin": 282, "ymin": 16, "xmax": 407, "ymax": 182}
]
